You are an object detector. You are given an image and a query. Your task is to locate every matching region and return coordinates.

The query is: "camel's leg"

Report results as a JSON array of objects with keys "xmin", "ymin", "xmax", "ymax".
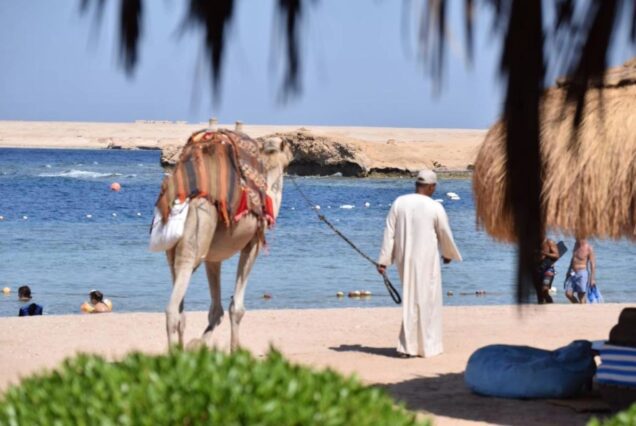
[
  {"xmin": 229, "ymin": 237, "xmax": 261, "ymax": 352},
  {"xmin": 202, "ymin": 261, "xmax": 223, "ymax": 345},
  {"xmin": 165, "ymin": 247, "xmax": 186, "ymax": 345},
  {"xmin": 165, "ymin": 200, "xmax": 216, "ymax": 348}
]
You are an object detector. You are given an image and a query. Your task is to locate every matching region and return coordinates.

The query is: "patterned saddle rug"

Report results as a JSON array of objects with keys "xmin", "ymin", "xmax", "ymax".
[{"xmin": 155, "ymin": 129, "xmax": 273, "ymax": 227}]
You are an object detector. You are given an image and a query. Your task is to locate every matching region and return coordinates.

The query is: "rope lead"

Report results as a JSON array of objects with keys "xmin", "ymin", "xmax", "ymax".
[{"xmin": 289, "ymin": 176, "xmax": 402, "ymax": 304}]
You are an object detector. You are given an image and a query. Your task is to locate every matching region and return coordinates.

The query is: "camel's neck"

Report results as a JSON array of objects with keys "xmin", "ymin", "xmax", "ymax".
[{"xmin": 266, "ymin": 166, "xmax": 284, "ymax": 218}]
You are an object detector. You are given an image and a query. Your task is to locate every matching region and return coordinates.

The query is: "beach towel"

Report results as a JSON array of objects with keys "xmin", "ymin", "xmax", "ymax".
[
  {"xmin": 596, "ymin": 343, "xmax": 636, "ymax": 387},
  {"xmin": 587, "ymin": 284, "xmax": 603, "ymax": 303},
  {"xmin": 155, "ymin": 129, "xmax": 271, "ymax": 227}
]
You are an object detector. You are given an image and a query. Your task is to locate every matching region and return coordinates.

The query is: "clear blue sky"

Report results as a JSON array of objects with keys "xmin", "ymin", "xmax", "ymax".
[{"xmin": 0, "ymin": 1, "xmax": 633, "ymax": 128}]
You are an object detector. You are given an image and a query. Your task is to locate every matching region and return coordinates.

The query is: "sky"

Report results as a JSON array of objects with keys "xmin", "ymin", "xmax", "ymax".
[{"xmin": 0, "ymin": 1, "xmax": 633, "ymax": 128}]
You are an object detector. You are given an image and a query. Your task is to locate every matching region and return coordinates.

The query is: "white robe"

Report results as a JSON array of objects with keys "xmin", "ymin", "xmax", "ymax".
[{"xmin": 378, "ymin": 193, "xmax": 461, "ymax": 357}]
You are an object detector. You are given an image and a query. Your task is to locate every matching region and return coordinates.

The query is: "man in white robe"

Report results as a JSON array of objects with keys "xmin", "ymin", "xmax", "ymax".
[{"xmin": 377, "ymin": 170, "xmax": 462, "ymax": 358}]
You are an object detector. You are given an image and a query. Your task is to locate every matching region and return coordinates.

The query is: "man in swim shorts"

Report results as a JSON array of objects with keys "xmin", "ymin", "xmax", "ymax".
[{"xmin": 565, "ymin": 238, "xmax": 596, "ymax": 304}]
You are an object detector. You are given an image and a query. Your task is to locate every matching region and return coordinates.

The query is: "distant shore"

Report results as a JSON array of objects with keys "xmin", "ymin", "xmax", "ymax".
[
  {"xmin": 0, "ymin": 121, "xmax": 485, "ymax": 177},
  {"xmin": 0, "ymin": 304, "xmax": 626, "ymax": 425}
]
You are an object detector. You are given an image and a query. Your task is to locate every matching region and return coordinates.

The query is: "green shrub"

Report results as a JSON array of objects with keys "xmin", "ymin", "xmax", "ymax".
[
  {"xmin": 589, "ymin": 403, "xmax": 636, "ymax": 426},
  {"xmin": 0, "ymin": 348, "xmax": 426, "ymax": 426}
]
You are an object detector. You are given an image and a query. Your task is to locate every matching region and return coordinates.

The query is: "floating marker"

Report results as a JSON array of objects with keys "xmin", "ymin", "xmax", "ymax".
[
  {"xmin": 136, "ymin": 212, "xmax": 142, "ymax": 217},
  {"xmin": 291, "ymin": 207, "xmax": 295, "ymax": 210},
  {"xmin": 110, "ymin": 182, "xmax": 121, "ymax": 192},
  {"xmin": 364, "ymin": 202, "xmax": 370, "ymax": 208},
  {"xmin": 340, "ymin": 204, "xmax": 354, "ymax": 209},
  {"xmin": 315, "ymin": 205, "xmax": 321, "ymax": 210},
  {"xmin": 0, "ymin": 215, "xmax": 4, "ymax": 221},
  {"xmin": 112, "ymin": 213, "xmax": 117, "ymax": 217},
  {"xmin": 22, "ymin": 215, "xmax": 28, "ymax": 220},
  {"xmin": 85, "ymin": 214, "xmax": 92, "ymax": 219}
]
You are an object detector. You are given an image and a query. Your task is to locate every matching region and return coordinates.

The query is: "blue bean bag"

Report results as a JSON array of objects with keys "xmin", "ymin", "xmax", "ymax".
[{"xmin": 465, "ymin": 340, "xmax": 596, "ymax": 399}]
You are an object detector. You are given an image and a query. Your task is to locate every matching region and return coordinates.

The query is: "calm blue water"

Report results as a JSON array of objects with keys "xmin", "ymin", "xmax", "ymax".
[{"xmin": 1, "ymin": 148, "xmax": 635, "ymax": 317}]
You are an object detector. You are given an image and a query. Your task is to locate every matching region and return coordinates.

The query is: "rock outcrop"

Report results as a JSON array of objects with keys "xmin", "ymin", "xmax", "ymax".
[
  {"xmin": 157, "ymin": 127, "xmax": 479, "ymax": 177},
  {"xmin": 258, "ymin": 129, "xmax": 371, "ymax": 177}
]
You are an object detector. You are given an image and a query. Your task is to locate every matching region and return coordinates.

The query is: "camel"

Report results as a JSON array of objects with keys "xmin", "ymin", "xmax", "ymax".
[{"xmin": 163, "ymin": 134, "xmax": 292, "ymax": 350}]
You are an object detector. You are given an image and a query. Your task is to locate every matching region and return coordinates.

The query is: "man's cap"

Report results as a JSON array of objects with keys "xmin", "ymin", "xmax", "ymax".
[{"xmin": 416, "ymin": 169, "xmax": 437, "ymax": 184}]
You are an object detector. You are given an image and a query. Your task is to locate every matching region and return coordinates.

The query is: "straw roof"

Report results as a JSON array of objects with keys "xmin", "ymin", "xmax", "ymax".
[{"xmin": 473, "ymin": 58, "xmax": 636, "ymax": 242}]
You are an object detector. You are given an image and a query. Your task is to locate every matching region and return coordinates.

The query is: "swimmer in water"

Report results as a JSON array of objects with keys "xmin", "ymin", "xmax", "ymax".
[{"xmin": 85, "ymin": 290, "xmax": 112, "ymax": 313}]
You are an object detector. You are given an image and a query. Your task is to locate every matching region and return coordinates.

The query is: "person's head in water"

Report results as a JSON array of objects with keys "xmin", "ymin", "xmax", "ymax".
[
  {"xmin": 415, "ymin": 169, "xmax": 437, "ymax": 197},
  {"xmin": 18, "ymin": 285, "xmax": 32, "ymax": 301},
  {"xmin": 89, "ymin": 290, "xmax": 104, "ymax": 305}
]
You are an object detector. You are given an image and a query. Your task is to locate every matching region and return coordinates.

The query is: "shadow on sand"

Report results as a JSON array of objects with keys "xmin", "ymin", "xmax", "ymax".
[
  {"xmin": 329, "ymin": 344, "xmax": 610, "ymax": 425},
  {"xmin": 380, "ymin": 373, "xmax": 607, "ymax": 426},
  {"xmin": 329, "ymin": 344, "xmax": 403, "ymax": 358}
]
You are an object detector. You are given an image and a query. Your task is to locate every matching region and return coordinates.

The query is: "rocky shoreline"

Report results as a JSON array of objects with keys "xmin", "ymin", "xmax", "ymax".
[
  {"xmin": 0, "ymin": 121, "xmax": 484, "ymax": 177},
  {"xmin": 158, "ymin": 127, "xmax": 481, "ymax": 178}
]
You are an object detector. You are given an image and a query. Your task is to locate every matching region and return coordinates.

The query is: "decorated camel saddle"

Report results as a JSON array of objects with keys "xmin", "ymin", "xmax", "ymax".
[{"xmin": 154, "ymin": 129, "xmax": 274, "ymax": 227}]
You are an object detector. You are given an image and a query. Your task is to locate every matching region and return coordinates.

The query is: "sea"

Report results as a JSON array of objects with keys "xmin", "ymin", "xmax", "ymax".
[{"xmin": 1, "ymin": 148, "xmax": 635, "ymax": 317}]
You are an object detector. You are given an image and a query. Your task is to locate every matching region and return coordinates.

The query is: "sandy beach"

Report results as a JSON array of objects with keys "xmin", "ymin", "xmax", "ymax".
[
  {"xmin": 0, "ymin": 121, "xmax": 485, "ymax": 172},
  {"xmin": 0, "ymin": 304, "xmax": 627, "ymax": 425}
]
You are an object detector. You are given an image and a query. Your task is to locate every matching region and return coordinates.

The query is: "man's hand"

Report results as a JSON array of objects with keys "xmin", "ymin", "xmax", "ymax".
[
  {"xmin": 376, "ymin": 264, "xmax": 387, "ymax": 275},
  {"xmin": 442, "ymin": 257, "xmax": 452, "ymax": 264}
]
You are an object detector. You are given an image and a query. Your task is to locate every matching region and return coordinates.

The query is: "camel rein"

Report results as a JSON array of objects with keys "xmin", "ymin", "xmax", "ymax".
[{"xmin": 287, "ymin": 175, "xmax": 402, "ymax": 304}]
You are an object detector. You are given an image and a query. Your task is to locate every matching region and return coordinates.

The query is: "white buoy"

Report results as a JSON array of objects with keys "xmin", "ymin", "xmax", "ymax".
[
  {"xmin": 0, "ymin": 215, "xmax": 4, "ymax": 221},
  {"xmin": 315, "ymin": 205, "xmax": 321, "ymax": 210},
  {"xmin": 112, "ymin": 213, "xmax": 117, "ymax": 217},
  {"xmin": 327, "ymin": 206, "xmax": 331, "ymax": 209},
  {"xmin": 291, "ymin": 207, "xmax": 295, "ymax": 210},
  {"xmin": 364, "ymin": 202, "xmax": 370, "ymax": 208},
  {"xmin": 86, "ymin": 214, "xmax": 92, "ymax": 219},
  {"xmin": 22, "ymin": 215, "xmax": 28, "ymax": 220},
  {"xmin": 340, "ymin": 204, "xmax": 354, "ymax": 209},
  {"xmin": 136, "ymin": 212, "xmax": 142, "ymax": 217},
  {"xmin": 446, "ymin": 192, "xmax": 458, "ymax": 197}
]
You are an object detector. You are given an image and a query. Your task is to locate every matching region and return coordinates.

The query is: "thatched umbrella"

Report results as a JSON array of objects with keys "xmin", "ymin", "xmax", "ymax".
[{"xmin": 474, "ymin": 58, "xmax": 636, "ymax": 242}]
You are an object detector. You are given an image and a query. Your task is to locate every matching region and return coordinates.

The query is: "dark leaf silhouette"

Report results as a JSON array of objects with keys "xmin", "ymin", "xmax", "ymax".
[{"xmin": 119, "ymin": 0, "xmax": 142, "ymax": 74}]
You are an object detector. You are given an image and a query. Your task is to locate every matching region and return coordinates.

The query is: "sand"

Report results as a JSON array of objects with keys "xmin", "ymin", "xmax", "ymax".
[
  {"xmin": 0, "ymin": 121, "xmax": 485, "ymax": 171},
  {"xmin": 0, "ymin": 304, "xmax": 627, "ymax": 425}
]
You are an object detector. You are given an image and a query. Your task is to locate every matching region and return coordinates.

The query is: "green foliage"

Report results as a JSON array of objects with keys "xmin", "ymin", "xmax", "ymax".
[
  {"xmin": 0, "ymin": 348, "xmax": 426, "ymax": 426},
  {"xmin": 589, "ymin": 403, "xmax": 636, "ymax": 426}
]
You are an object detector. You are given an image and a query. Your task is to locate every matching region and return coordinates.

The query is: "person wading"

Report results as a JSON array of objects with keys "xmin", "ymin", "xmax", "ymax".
[
  {"xmin": 565, "ymin": 238, "xmax": 596, "ymax": 304},
  {"xmin": 376, "ymin": 170, "xmax": 462, "ymax": 358}
]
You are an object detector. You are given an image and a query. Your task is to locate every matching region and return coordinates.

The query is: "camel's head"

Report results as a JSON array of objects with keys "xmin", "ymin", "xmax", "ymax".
[{"xmin": 261, "ymin": 136, "xmax": 293, "ymax": 172}]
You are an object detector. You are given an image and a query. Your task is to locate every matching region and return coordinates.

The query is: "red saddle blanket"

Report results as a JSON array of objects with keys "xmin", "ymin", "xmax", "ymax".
[{"xmin": 155, "ymin": 129, "xmax": 274, "ymax": 226}]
